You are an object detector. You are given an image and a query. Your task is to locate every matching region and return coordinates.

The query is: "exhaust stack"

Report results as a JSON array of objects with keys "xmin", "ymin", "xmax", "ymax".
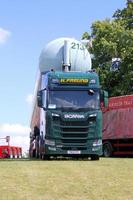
[{"xmin": 63, "ymin": 40, "xmax": 71, "ymax": 71}]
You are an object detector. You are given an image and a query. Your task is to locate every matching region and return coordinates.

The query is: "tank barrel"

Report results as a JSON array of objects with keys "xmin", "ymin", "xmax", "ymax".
[{"xmin": 39, "ymin": 37, "xmax": 92, "ymax": 73}]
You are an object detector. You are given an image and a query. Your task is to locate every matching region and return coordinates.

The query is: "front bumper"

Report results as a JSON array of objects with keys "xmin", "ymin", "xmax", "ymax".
[{"xmin": 44, "ymin": 140, "xmax": 102, "ymax": 156}]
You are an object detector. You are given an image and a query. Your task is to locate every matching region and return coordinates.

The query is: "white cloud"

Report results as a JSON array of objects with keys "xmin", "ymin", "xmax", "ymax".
[
  {"xmin": 0, "ymin": 27, "xmax": 11, "ymax": 44},
  {"xmin": 10, "ymin": 136, "xmax": 30, "ymax": 154},
  {"xmin": 26, "ymin": 94, "xmax": 33, "ymax": 105},
  {"xmin": 0, "ymin": 123, "xmax": 30, "ymax": 154},
  {"xmin": 0, "ymin": 123, "xmax": 30, "ymax": 136}
]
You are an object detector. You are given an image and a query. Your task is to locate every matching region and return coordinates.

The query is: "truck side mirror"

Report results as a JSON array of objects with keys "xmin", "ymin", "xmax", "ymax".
[
  {"xmin": 103, "ymin": 90, "xmax": 108, "ymax": 107},
  {"xmin": 37, "ymin": 90, "xmax": 43, "ymax": 107},
  {"xmin": 100, "ymin": 90, "xmax": 108, "ymax": 108}
]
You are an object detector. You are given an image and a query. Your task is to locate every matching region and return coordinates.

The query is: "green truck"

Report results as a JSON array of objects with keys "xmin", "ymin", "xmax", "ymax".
[{"xmin": 29, "ymin": 38, "xmax": 108, "ymax": 160}]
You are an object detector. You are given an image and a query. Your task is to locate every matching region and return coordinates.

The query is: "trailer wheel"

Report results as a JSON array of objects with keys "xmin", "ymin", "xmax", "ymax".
[
  {"xmin": 91, "ymin": 155, "xmax": 99, "ymax": 160},
  {"xmin": 103, "ymin": 143, "xmax": 113, "ymax": 157}
]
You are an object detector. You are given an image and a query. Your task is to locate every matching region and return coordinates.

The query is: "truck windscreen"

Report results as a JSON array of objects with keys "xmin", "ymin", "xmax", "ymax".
[{"xmin": 48, "ymin": 90, "xmax": 100, "ymax": 110}]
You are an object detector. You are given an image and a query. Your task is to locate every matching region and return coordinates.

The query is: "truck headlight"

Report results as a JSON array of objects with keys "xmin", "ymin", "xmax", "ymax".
[
  {"xmin": 45, "ymin": 139, "xmax": 55, "ymax": 146},
  {"xmin": 89, "ymin": 114, "xmax": 96, "ymax": 124},
  {"xmin": 93, "ymin": 139, "xmax": 102, "ymax": 147},
  {"xmin": 89, "ymin": 113, "xmax": 97, "ymax": 118},
  {"xmin": 52, "ymin": 113, "xmax": 60, "ymax": 117}
]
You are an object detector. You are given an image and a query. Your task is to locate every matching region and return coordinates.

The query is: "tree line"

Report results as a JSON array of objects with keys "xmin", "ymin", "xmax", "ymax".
[{"xmin": 82, "ymin": 0, "xmax": 133, "ymax": 97}]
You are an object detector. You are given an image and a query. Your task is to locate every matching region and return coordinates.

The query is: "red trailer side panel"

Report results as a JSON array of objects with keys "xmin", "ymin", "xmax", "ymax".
[
  {"xmin": 108, "ymin": 95, "xmax": 133, "ymax": 110},
  {"xmin": 103, "ymin": 95, "xmax": 133, "ymax": 140}
]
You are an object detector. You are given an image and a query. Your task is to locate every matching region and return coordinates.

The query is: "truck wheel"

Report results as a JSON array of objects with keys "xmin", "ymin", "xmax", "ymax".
[
  {"xmin": 32, "ymin": 149, "xmax": 36, "ymax": 158},
  {"xmin": 43, "ymin": 155, "xmax": 50, "ymax": 160},
  {"xmin": 39, "ymin": 153, "xmax": 43, "ymax": 160},
  {"xmin": 103, "ymin": 143, "xmax": 113, "ymax": 157},
  {"xmin": 91, "ymin": 155, "xmax": 99, "ymax": 160},
  {"xmin": 35, "ymin": 149, "xmax": 39, "ymax": 158}
]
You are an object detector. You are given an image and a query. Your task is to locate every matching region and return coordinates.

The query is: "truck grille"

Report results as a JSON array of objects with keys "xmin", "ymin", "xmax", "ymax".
[
  {"xmin": 53, "ymin": 114, "xmax": 96, "ymax": 150},
  {"xmin": 62, "ymin": 139, "xmax": 87, "ymax": 144},
  {"xmin": 62, "ymin": 133, "xmax": 88, "ymax": 138},
  {"xmin": 61, "ymin": 121, "xmax": 88, "ymax": 126},
  {"xmin": 62, "ymin": 127, "xmax": 88, "ymax": 133}
]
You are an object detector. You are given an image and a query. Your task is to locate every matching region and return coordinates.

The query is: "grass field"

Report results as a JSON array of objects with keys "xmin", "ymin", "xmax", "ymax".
[{"xmin": 0, "ymin": 158, "xmax": 133, "ymax": 200}]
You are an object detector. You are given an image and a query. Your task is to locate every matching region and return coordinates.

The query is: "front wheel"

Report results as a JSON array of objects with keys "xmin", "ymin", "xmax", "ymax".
[
  {"xmin": 91, "ymin": 155, "xmax": 99, "ymax": 160},
  {"xmin": 43, "ymin": 155, "xmax": 50, "ymax": 160}
]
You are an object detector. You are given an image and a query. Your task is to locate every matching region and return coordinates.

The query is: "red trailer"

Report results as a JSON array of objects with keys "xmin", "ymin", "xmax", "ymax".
[
  {"xmin": 0, "ymin": 146, "xmax": 22, "ymax": 159},
  {"xmin": 102, "ymin": 95, "xmax": 133, "ymax": 157}
]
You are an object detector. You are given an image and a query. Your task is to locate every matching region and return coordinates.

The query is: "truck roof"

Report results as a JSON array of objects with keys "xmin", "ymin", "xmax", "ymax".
[{"xmin": 46, "ymin": 71, "xmax": 98, "ymax": 78}]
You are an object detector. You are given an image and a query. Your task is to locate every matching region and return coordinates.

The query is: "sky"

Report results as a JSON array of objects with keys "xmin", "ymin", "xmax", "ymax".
[{"xmin": 0, "ymin": 0, "xmax": 126, "ymax": 154}]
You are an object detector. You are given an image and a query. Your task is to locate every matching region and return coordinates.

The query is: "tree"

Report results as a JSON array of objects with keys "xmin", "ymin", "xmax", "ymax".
[{"xmin": 82, "ymin": 0, "xmax": 133, "ymax": 97}]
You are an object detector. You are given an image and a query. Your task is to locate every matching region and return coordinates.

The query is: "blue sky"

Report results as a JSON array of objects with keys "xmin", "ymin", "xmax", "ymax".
[{"xmin": 0, "ymin": 0, "xmax": 126, "ymax": 153}]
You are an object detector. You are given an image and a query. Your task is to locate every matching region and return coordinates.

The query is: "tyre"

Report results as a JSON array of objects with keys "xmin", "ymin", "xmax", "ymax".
[
  {"xmin": 91, "ymin": 155, "xmax": 99, "ymax": 160},
  {"xmin": 103, "ymin": 143, "xmax": 113, "ymax": 157},
  {"xmin": 35, "ymin": 149, "xmax": 39, "ymax": 158},
  {"xmin": 32, "ymin": 149, "xmax": 36, "ymax": 158},
  {"xmin": 43, "ymin": 155, "xmax": 50, "ymax": 160}
]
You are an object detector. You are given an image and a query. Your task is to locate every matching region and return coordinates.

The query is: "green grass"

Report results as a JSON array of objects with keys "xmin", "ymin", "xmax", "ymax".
[{"xmin": 0, "ymin": 158, "xmax": 133, "ymax": 200}]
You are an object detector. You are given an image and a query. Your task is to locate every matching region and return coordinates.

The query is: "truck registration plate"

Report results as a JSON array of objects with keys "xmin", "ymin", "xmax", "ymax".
[{"xmin": 67, "ymin": 150, "xmax": 81, "ymax": 154}]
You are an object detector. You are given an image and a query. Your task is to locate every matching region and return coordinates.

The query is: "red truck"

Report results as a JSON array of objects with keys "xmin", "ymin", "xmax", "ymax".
[{"xmin": 102, "ymin": 95, "xmax": 133, "ymax": 157}]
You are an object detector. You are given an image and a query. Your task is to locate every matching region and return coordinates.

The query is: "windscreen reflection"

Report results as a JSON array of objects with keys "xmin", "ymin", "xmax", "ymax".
[{"xmin": 48, "ymin": 90, "xmax": 100, "ymax": 110}]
